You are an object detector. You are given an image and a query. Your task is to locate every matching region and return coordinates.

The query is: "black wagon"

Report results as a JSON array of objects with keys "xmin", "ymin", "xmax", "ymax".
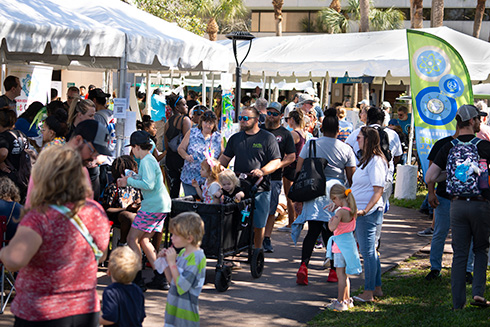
[{"xmin": 168, "ymin": 196, "xmax": 264, "ymax": 292}]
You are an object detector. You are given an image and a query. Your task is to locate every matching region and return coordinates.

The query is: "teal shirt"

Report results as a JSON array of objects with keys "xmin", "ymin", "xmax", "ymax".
[{"xmin": 128, "ymin": 153, "xmax": 171, "ymax": 213}]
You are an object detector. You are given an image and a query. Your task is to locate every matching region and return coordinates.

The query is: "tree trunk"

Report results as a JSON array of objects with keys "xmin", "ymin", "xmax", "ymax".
[
  {"xmin": 431, "ymin": 0, "xmax": 444, "ymax": 27},
  {"xmin": 411, "ymin": 0, "xmax": 423, "ymax": 29},
  {"xmin": 474, "ymin": 0, "xmax": 486, "ymax": 38},
  {"xmin": 329, "ymin": 0, "xmax": 341, "ymax": 13},
  {"xmin": 273, "ymin": 0, "xmax": 284, "ymax": 37},
  {"xmin": 359, "ymin": 0, "xmax": 370, "ymax": 32},
  {"xmin": 361, "ymin": 83, "xmax": 369, "ymax": 104},
  {"xmin": 206, "ymin": 17, "xmax": 219, "ymax": 41}
]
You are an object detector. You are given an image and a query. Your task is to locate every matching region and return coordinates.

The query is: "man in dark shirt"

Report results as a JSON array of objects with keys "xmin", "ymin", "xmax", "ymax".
[
  {"xmin": 262, "ymin": 102, "xmax": 296, "ymax": 253},
  {"xmin": 426, "ymin": 104, "xmax": 490, "ymax": 310},
  {"xmin": 219, "ymin": 106, "xmax": 281, "ymax": 251},
  {"xmin": 0, "ymin": 76, "xmax": 21, "ymax": 113}
]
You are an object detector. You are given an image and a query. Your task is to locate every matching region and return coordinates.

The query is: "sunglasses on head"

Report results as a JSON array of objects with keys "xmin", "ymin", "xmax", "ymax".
[
  {"xmin": 193, "ymin": 109, "xmax": 203, "ymax": 115},
  {"xmin": 202, "ymin": 111, "xmax": 215, "ymax": 119},
  {"xmin": 238, "ymin": 115, "xmax": 257, "ymax": 121},
  {"xmin": 267, "ymin": 111, "xmax": 280, "ymax": 117}
]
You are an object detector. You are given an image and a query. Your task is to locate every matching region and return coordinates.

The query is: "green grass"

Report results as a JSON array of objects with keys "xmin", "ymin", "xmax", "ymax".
[
  {"xmin": 390, "ymin": 188, "xmax": 428, "ymax": 210},
  {"xmin": 309, "ymin": 262, "xmax": 490, "ymax": 327}
]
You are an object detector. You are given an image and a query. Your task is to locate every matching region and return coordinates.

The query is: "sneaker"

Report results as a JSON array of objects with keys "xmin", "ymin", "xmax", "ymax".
[
  {"xmin": 466, "ymin": 272, "xmax": 473, "ymax": 284},
  {"xmin": 425, "ymin": 270, "xmax": 441, "ymax": 281},
  {"xmin": 146, "ymin": 270, "xmax": 170, "ymax": 290},
  {"xmin": 345, "ymin": 298, "xmax": 354, "ymax": 309},
  {"xmin": 417, "ymin": 227, "xmax": 434, "ymax": 237},
  {"xmin": 296, "ymin": 263, "xmax": 308, "ymax": 285},
  {"xmin": 262, "ymin": 237, "xmax": 274, "ymax": 253},
  {"xmin": 314, "ymin": 240, "xmax": 324, "ymax": 249},
  {"xmin": 327, "ymin": 268, "xmax": 338, "ymax": 283},
  {"xmin": 277, "ymin": 226, "xmax": 292, "ymax": 232},
  {"xmin": 327, "ymin": 300, "xmax": 348, "ymax": 312}
]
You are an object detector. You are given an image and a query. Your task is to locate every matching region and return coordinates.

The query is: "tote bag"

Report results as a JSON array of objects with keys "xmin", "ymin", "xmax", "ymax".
[{"xmin": 287, "ymin": 139, "xmax": 328, "ymax": 202}]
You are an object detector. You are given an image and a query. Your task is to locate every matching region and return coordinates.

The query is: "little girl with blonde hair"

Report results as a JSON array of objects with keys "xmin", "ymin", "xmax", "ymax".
[{"xmin": 192, "ymin": 158, "xmax": 222, "ymax": 204}]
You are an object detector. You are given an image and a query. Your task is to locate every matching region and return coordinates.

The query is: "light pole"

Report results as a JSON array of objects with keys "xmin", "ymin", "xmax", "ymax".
[{"xmin": 226, "ymin": 31, "xmax": 255, "ymax": 122}]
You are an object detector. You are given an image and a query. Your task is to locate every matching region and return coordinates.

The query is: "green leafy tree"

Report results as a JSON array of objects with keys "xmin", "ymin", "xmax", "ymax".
[
  {"xmin": 316, "ymin": 0, "xmax": 405, "ymax": 33},
  {"xmin": 199, "ymin": 0, "xmax": 249, "ymax": 41}
]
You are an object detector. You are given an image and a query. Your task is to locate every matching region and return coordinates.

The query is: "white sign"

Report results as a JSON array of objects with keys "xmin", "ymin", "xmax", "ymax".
[
  {"xmin": 9, "ymin": 65, "xmax": 53, "ymax": 115},
  {"xmin": 113, "ymin": 98, "xmax": 127, "ymax": 119}
]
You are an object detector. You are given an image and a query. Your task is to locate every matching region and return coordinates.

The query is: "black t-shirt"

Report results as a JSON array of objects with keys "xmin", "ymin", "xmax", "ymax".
[
  {"xmin": 428, "ymin": 135, "xmax": 453, "ymax": 199},
  {"xmin": 102, "ymin": 282, "xmax": 146, "ymax": 327},
  {"xmin": 433, "ymin": 134, "xmax": 490, "ymax": 200},
  {"xmin": 0, "ymin": 130, "xmax": 22, "ymax": 168},
  {"xmin": 222, "ymin": 185, "xmax": 245, "ymax": 203},
  {"xmin": 223, "ymin": 129, "xmax": 281, "ymax": 192},
  {"xmin": 263, "ymin": 126, "xmax": 296, "ymax": 180}
]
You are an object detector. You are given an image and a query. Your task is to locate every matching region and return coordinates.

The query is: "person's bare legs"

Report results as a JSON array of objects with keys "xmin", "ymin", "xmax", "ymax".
[
  {"xmin": 140, "ymin": 232, "xmax": 157, "ymax": 269},
  {"xmin": 264, "ymin": 214, "xmax": 275, "ymax": 238},
  {"xmin": 151, "ymin": 231, "xmax": 163, "ymax": 253},
  {"xmin": 128, "ymin": 228, "xmax": 146, "ymax": 262},
  {"xmin": 118, "ymin": 211, "xmax": 136, "ymax": 244},
  {"xmin": 336, "ymin": 267, "xmax": 348, "ymax": 302},
  {"xmin": 254, "ymin": 227, "xmax": 265, "ymax": 249},
  {"xmin": 282, "ymin": 177, "xmax": 295, "ymax": 227}
]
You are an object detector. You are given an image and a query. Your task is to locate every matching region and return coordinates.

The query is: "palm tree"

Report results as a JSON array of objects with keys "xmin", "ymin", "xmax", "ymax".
[
  {"xmin": 411, "ymin": 0, "xmax": 423, "ymax": 28},
  {"xmin": 272, "ymin": 0, "xmax": 284, "ymax": 36},
  {"xmin": 200, "ymin": 0, "xmax": 248, "ymax": 41},
  {"xmin": 431, "ymin": 0, "xmax": 444, "ymax": 27},
  {"xmin": 329, "ymin": 0, "xmax": 341, "ymax": 13},
  {"xmin": 359, "ymin": 0, "xmax": 369, "ymax": 32},
  {"xmin": 474, "ymin": 0, "xmax": 486, "ymax": 38},
  {"xmin": 317, "ymin": 0, "xmax": 404, "ymax": 34}
]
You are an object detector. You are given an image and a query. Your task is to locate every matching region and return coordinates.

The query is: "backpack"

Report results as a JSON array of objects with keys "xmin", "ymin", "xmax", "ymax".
[
  {"xmin": 446, "ymin": 137, "xmax": 481, "ymax": 197},
  {"xmin": 373, "ymin": 126, "xmax": 392, "ymax": 162},
  {"xmin": 6, "ymin": 130, "xmax": 32, "ymax": 195}
]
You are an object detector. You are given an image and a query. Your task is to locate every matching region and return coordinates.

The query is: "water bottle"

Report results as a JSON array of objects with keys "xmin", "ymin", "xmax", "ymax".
[{"xmin": 479, "ymin": 159, "xmax": 489, "ymax": 189}]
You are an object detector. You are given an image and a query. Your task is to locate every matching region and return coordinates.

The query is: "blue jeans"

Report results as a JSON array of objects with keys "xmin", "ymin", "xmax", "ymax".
[
  {"xmin": 355, "ymin": 208, "xmax": 383, "ymax": 291},
  {"xmin": 420, "ymin": 193, "xmax": 434, "ymax": 215},
  {"xmin": 182, "ymin": 182, "xmax": 198, "ymax": 197},
  {"xmin": 430, "ymin": 195, "xmax": 474, "ymax": 272},
  {"xmin": 450, "ymin": 199, "xmax": 490, "ymax": 309}
]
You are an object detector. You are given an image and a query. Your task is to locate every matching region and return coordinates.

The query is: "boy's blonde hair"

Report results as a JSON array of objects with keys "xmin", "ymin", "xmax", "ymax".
[
  {"xmin": 108, "ymin": 246, "xmax": 141, "ymax": 284},
  {"xmin": 218, "ymin": 169, "xmax": 240, "ymax": 188},
  {"xmin": 0, "ymin": 176, "xmax": 20, "ymax": 202},
  {"xmin": 201, "ymin": 158, "xmax": 221, "ymax": 181},
  {"xmin": 170, "ymin": 212, "xmax": 205, "ymax": 247},
  {"xmin": 330, "ymin": 184, "xmax": 357, "ymax": 218},
  {"xmin": 30, "ymin": 146, "xmax": 89, "ymax": 216}
]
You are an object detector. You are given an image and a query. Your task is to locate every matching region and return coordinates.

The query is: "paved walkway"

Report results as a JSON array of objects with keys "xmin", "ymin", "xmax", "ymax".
[{"xmin": 0, "ymin": 205, "xmax": 433, "ymax": 326}]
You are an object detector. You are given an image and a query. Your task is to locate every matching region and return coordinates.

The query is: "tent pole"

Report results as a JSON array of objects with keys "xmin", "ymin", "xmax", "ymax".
[
  {"xmin": 320, "ymin": 77, "xmax": 325, "ymax": 109},
  {"xmin": 116, "ymin": 34, "xmax": 128, "ymax": 157},
  {"xmin": 261, "ymin": 72, "xmax": 265, "ymax": 98},
  {"xmin": 145, "ymin": 71, "xmax": 150, "ymax": 115},
  {"xmin": 268, "ymin": 76, "xmax": 272, "ymax": 101},
  {"xmin": 202, "ymin": 73, "xmax": 207, "ymax": 105},
  {"xmin": 209, "ymin": 73, "xmax": 215, "ymax": 108},
  {"xmin": 326, "ymin": 73, "xmax": 331, "ymax": 109},
  {"xmin": 381, "ymin": 77, "xmax": 386, "ymax": 103},
  {"xmin": 407, "ymin": 85, "xmax": 414, "ymax": 165}
]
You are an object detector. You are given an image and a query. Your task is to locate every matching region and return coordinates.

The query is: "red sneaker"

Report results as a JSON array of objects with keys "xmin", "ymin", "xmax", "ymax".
[
  {"xmin": 296, "ymin": 263, "xmax": 308, "ymax": 285},
  {"xmin": 327, "ymin": 268, "xmax": 338, "ymax": 283}
]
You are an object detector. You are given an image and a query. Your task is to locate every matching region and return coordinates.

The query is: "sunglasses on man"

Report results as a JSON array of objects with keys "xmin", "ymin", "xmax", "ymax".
[
  {"xmin": 267, "ymin": 111, "xmax": 280, "ymax": 117},
  {"xmin": 238, "ymin": 115, "xmax": 257, "ymax": 121}
]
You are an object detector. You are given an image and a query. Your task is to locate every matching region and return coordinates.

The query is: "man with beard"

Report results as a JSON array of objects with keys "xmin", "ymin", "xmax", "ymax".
[
  {"xmin": 426, "ymin": 104, "xmax": 490, "ymax": 310},
  {"xmin": 261, "ymin": 102, "xmax": 296, "ymax": 253},
  {"xmin": 25, "ymin": 120, "xmax": 111, "ymax": 207},
  {"xmin": 219, "ymin": 106, "xmax": 281, "ymax": 251}
]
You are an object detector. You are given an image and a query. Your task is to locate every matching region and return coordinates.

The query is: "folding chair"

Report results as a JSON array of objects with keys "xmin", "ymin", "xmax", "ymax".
[{"xmin": 1, "ymin": 210, "xmax": 16, "ymax": 314}]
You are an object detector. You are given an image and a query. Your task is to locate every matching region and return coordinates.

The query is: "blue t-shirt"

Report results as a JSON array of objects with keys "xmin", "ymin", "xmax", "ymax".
[
  {"xmin": 150, "ymin": 94, "xmax": 167, "ymax": 122},
  {"xmin": 101, "ymin": 282, "xmax": 145, "ymax": 327},
  {"xmin": 0, "ymin": 199, "xmax": 22, "ymax": 240},
  {"xmin": 397, "ymin": 114, "xmax": 411, "ymax": 135}
]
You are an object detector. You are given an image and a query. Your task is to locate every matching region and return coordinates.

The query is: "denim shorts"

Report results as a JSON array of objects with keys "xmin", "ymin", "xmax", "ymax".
[
  {"xmin": 333, "ymin": 252, "xmax": 346, "ymax": 268},
  {"xmin": 253, "ymin": 191, "xmax": 271, "ymax": 228},
  {"xmin": 268, "ymin": 180, "xmax": 283, "ymax": 216}
]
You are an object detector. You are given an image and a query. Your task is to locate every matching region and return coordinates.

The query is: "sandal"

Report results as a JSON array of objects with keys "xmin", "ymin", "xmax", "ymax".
[
  {"xmin": 470, "ymin": 297, "xmax": 490, "ymax": 307},
  {"xmin": 224, "ymin": 261, "xmax": 241, "ymax": 270}
]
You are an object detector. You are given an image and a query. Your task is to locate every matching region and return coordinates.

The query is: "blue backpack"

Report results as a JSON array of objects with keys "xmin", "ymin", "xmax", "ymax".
[{"xmin": 446, "ymin": 137, "xmax": 481, "ymax": 197}]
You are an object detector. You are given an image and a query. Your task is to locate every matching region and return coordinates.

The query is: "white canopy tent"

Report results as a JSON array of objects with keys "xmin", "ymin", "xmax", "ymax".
[{"xmin": 218, "ymin": 27, "xmax": 490, "ymax": 84}]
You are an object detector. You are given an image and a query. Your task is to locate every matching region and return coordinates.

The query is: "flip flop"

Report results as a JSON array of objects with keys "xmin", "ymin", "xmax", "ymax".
[
  {"xmin": 352, "ymin": 295, "xmax": 373, "ymax": 303},
  {"xmin": 470, "ymin": 298, "xmax": 490, "ymax": 307}
]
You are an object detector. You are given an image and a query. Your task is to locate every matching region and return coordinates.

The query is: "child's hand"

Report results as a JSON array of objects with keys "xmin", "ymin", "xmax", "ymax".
[
  {"xmin": 191, "ymin": 179, "xmax": 199, "ymax": 188},
  {"xmin": 166, "ymin": 247, "xmax": 177, "ymax": 264},
  {"xmin": 234, "ymin": 192, "xmax": 244, "ymax": 202},
  {"xmin": 323, "ymin": 202, "xmax": 336, "ymax": 212},
  {"xmin": 157, "ymin": 248, "xmax": 167, "ymax": 258}
]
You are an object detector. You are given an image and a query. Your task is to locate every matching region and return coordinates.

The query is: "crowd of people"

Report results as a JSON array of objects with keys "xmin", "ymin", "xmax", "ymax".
[{"xmin": 0, "ymin": 72, "xmax": 489, "ymax": 326}]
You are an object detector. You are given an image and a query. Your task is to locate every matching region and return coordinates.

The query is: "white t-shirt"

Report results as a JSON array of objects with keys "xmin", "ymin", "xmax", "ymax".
[
  {"xmin": 345, "ymin": 124, "xmax": 402, "ymax": 180},
  {"xmin": 351, "ymin": 155, "xmax": 388, "ymax": 215},
  {"xmin": 299, "ymin": 137, "xmax": 356, "ymax": 184}
]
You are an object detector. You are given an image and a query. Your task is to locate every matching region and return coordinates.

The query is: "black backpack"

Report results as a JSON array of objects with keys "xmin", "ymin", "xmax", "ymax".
[{"xmin": 6, "ymin": 130, "xmax": 32, "ymax": 196}]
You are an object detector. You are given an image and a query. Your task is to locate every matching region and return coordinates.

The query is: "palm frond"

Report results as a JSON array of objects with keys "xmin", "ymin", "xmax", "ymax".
[
  {"xmin": 317, "ymin": 7, "xmax": 349, "ymax": 33},
  {"xmin": 369, "ymin": 7, "xmax": 405, "ymax": 31}
]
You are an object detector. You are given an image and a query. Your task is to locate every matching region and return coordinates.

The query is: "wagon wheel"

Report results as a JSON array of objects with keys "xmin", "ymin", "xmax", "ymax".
[
  {"xmin": 250, "ymin": 248, "xmax": 264, "ymax": 278},
  {"xmin": 214, "ymin": 266, "xmax": 232, "ymax": 292}
]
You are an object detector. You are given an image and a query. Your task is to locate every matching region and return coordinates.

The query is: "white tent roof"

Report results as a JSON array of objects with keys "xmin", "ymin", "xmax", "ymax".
[
  {"xmin": 218, "ymin": 27, "xmax": 490, "ymax": 82},
  {"xmin": 54, "ymin": 0, "xmax": 228, "ymax": 72},
  {"xmin": 0, "ymin": 0, "xmax": 125, "ymax": 65},
  {"xmin": 0, "ymin": 0, "xmax": 229, "ymax": 72}
]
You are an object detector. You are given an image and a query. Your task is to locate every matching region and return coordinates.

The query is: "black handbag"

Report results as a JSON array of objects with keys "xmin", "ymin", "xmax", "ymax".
[{"xmin": 287, "ymin": 139, "xmax": 328, "ymax": 202}]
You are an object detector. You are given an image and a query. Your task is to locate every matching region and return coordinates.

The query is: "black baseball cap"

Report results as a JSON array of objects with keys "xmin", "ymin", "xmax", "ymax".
[
  {"xmin": 126, "ymin": 130, "xmax": 151, "ymax": 147},
  {"xmin": 88, "ymin": 88, "xmax": 110, "ymax": 99},
  {"xmin": 73, "ymin": 120, "xmax": 112, "ymax": 156}
]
